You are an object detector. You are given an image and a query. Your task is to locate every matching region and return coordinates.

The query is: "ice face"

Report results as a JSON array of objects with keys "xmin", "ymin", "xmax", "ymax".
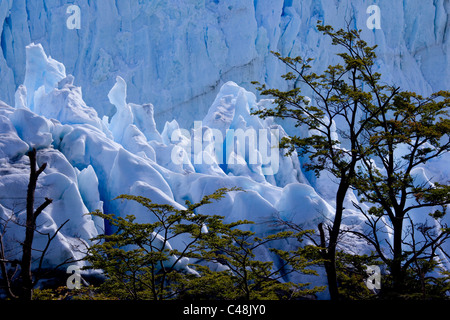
[
  {"xmin": 0, "ymin": 43, "xmax": 318, "ymax": 276},
  {"xmin": 0, "ymin": 0, "xmax": 448, "ymax": 130}
]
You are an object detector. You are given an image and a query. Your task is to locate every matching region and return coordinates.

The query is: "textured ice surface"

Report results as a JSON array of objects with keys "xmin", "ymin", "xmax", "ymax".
[
  {"xmin": 0, "ymin": 44, "xmax": 315, "ymax": 280},
  {"xmin": 0, "ymin": 0, "xmax": 448, "ymax": 130}
]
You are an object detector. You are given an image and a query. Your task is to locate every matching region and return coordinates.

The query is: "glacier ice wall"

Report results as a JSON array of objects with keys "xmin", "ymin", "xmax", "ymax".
[
  {"xmin": 1, "ymin": 44, "xmax": 336, "ymax": 288},
  {"xmin": 0, "ymin": 0, "xmax": 448, "ymax": 130}
]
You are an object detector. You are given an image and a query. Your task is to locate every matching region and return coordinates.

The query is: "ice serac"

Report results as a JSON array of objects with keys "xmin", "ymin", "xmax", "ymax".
[
  {"xmin": 23, "ymin": 43, "xmax": 66, "ymax": 111},
  {"xmin": 0, "ymin": 43, "xmax": 332, "ymax": 285},
  {"xmin": 203, "ymin": 81, "xmax": 305, "ymax": 187},
  {"xmin": 108, "ymin": 76, "xmax": 132, "ymax": 143},
  {"xmin": 0, "ymin": 112, "xmax": 99, "ymax": 271},
  {"xmin": 0, "ymin": 0, "xmax": 448, "ymax": 129}
]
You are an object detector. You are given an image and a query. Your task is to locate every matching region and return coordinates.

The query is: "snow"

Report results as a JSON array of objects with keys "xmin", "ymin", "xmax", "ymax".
[
  {"xmin": 0, "ymin": 113, "xmax": 28, "ymax": 160},
  {"xmin": 275, "ymin": 183, "xmax": 334, "ymax": 228},
  {"xmin": 0, "ymin": 1, "xmax": 448, "ymax": 299},
  {"xmin": 9, "ymin": 107, "xmax": 53, "ymax": 150}
]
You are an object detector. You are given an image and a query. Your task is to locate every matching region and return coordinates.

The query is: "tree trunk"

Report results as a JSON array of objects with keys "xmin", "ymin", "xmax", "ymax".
[
  {"xmin": 319, "ymin": 222, "xmax": 339, "ymax": 301},
  {"xmin": 20, "ymin": 149, "xmax": 38, "ymax": 300},
  {"xmin": 319, "ymin": 179, "xmax": 349, "ymax": 300},
  {"xmin": 323, "ymin": 248, "xmax": 339, "ymax": 300},
  {"xmin": 391, "ymin": 217, "xmax": 404, "ymax": 294},
  {"xmin": 20, "ymin": 149, "xmax": 52, "ymax": 300}
]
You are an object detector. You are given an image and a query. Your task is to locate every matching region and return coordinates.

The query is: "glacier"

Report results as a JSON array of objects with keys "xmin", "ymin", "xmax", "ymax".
[
  {"xmin": 0, "ymin": 0, "xmax": 449, "ymax": 299},
  {"xmin": 0, "ymin": 0, "xmax": 448, "ymax": 130}
]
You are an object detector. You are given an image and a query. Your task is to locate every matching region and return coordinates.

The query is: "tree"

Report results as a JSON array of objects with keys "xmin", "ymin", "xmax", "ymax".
[
  {"xmin": 84, "ymin": 187, "xmax": 324, "ymax": 300},
  {"xmin": 84, "ymin": 188, "xmax": 238, "ymax": 300},
  {"xmin": 20, "ymin": 148, "xmax": 54, "ymax": 300},
  {"xmin": 190, "ymin": 219, "xmax": 324, "ymax": 300},
  {"xmin": 252, "ymin": 22, "xmax": 400, "ymax": 299},
  {"xmin": 0, "ymin": 148, "xmax": 64, "ymax": 300},
  {"xmin": 334, "ymin": 251, "xmax": 380, "ymax": 300},
  {"xmin": 348, "ymin": 90, "xmax": 450, "ymax": 296}
]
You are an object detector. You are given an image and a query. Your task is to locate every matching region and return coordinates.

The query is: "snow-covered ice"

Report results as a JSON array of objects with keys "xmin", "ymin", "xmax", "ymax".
[{"xmin": 0, "ymin": 43, "xmax": 326, "ymax": 278}]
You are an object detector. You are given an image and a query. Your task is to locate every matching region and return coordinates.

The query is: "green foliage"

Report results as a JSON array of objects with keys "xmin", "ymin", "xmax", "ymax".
[
  {"xmin": 81, "ymin": 187, "xmax": 323, "ymax": 300},
  {"xmin": 252, "ymin": 20, "xmax": 450, "ymax": 300},
  {"xmin": 191, "ymin": 219, "xmax": 325, "ymax": 300},
  {"xmin": 252, "ymin": 20, "xmax": 401, "ymax": 300},
  {"xmin": 335, "ymin": 251, "xmax": 450, "ymax": 301},
  {"xmin": 32, "ymin": 286, "xmax": 113, "ymax": 300},
  {"xmin": 83, "ymin": 188, "xmax": 237, "ymax": 300},
  {"xmin": 175, "ymin": 265, "xmax": 240, "ymax": 300},
  {"xmin": 380, "ymin": 259, "xmax": 450, "ymax": 300},
  {"xmin": 335, "ymin": 251, "xmax": 380, "ymax": 300}
]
